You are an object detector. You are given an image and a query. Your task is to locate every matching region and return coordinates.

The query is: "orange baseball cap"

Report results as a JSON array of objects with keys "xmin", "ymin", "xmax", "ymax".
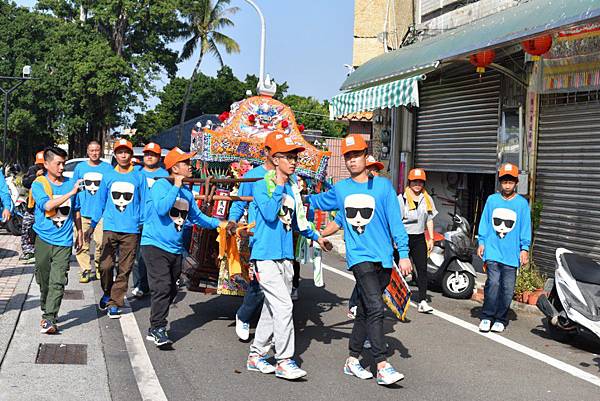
[
  {"xmin": 113, "ymin": 138, "xmax": 133, "ymax": 152},
  {"xmin": 264, "ymin": 131, "xmax": 284, "ymax": 150},
  {"xmin": 499, "ymin": 163, "xmax": 519, "ymax": 178},
  {"xmin": 408, "ymin": 168, "xmax": 427, "ymax": 181},
  {"xmin": 35, "ymin": 151, "xmax": 44, "ymax": 165},
  {"xmin": 164, "ymin": 147, "xmax": 197, "ymax": 170},
  {"xmin": 143, "ymin": 142, "xmax": 161, "ymax": 155},
  {"xmin": 366, "ymin": 155, "xmax": 384, "ymax": 171},
  {"xmin": 341, "ymin": 134, "xmax": 368, "ymax": 155},
  {"xmin": 269, "ymin": 135, "xmax": 305, "ymax": 155}
]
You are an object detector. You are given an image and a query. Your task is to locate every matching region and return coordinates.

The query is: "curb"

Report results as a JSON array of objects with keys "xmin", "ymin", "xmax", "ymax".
[
  {"xmin": 471, "ymin": 286, "xmax": 543, "ymax": 316},
  {"xmin": 0, "ymin": 264, "xmax": 34, "ymax": 367}
]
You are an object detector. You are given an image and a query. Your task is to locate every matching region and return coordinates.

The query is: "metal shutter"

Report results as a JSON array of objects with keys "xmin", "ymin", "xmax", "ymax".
[
  {"xmin": 415, "ymin": 73, "xmax": 501, "ymax": 173},
  {"xmin": 534, "ymin": 92, "xmax": 600, "ymax": 274}
]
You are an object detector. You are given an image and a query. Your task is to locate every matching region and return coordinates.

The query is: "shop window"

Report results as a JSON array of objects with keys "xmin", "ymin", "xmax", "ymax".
[{"xmin": 498, "ymin": 106, "xmax": 523, "ymax": 169}]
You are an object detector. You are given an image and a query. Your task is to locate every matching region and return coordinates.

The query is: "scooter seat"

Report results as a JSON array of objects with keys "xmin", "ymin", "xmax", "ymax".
[{"xmin": 563, "ymin": 253, "xmax": 600, "ymax": 285}]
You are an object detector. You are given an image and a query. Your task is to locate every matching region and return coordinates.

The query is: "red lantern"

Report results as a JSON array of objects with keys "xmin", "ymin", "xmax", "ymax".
[
  {"xmin": 469, "ymin": 49, "xmax": 496, "ymax": 74},
  {"xmin": 218, "ymin": 111, "xmax": 230, "ymax": 122},
  {"xmin": 521, "ymin": 35, "xmax": 552, "ymax": 61},
  {"xmin": 298, "ymin": 123, "xmax": 305, "ymax": 133},
  {"xmin": 281, "ymin": 120, "xmax": 289, "ymax": 129},
  {"xmin": 248, "ymin": 114, "xmax": 256, "ymax": 124}
]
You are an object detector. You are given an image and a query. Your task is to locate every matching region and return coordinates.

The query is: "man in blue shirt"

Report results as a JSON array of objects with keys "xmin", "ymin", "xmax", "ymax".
[
  {"xmin": 32, "ymin": 147, "xmax": 83, "ymax": 334},
  {"xmin": 72, "ymin": 140, "xmax": 112, "ymax": 283},
  {"xmin": 477, "ymin": 163, "xmax": 531, "ymax": 334},
  {"xmin": 86, "ymin": 139, "xmax": 147, "ymax": 319},
  {"xmin": 132, "ymin": 142, "xmax": 169, "ymax": 299},
  {"xmin": 141, "ymin": 147, "xmax": 233, "ymax": 348},
  {"xmin": 308, "ymin": 134, "xmax": 411, "ymax": 386},
  {"xmin": 0, "ymin": 169, "xmax": 13, "ymax": 224},
  {"xmin": 228, "ymin": 131, "xmax": 278, "ymax": 341},
  {"xmin": 246, "ymin": 135, "xmax": 331, "ymax": 381}
]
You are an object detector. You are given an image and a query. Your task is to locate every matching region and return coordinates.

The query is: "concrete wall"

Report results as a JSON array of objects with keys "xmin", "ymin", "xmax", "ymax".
[
  {"xmin": 418, "ymin": 0, "xmax": 518, "ymax": 36},
  {"xmin": 352, "ymin": 0, "xmax": 414, "ymax": 67}
]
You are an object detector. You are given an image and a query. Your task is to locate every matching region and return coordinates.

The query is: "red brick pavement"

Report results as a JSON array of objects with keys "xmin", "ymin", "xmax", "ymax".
[{"xmin": 0, "ymin": 234, "xmax": 26, "ymax": 314}]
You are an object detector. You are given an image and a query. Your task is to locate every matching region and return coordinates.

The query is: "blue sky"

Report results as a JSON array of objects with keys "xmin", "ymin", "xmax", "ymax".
[{"xmin": 14, "ymin": 0, "xmax": 354, "ymax": 111}]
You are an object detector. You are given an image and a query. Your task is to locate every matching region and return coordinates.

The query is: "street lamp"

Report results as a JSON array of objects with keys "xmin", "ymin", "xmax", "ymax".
[
  {"xmin": 0, "ymin": 65, "xmax": 34, "ymax": 162},
  {"xmin": 243, "ymin": 0, "xmax": 277, "ymax": 97}
]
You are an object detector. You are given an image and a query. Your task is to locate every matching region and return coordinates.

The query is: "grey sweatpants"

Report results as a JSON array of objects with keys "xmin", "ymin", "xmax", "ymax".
[{"xmin": 250, "ymin": 259, "xmax": 294, "ymax": 361}]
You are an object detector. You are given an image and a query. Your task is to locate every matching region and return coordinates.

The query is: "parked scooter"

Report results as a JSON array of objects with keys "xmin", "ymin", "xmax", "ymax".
[
  {"xmin": 536, "ymin": 248, "xmax": 600, "ymax": 342},
  {"xmin": 415, "ymin": 213, "xmax": 476, "ymax": 299}
]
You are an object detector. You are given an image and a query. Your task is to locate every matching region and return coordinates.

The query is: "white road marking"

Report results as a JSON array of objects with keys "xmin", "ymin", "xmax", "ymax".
[
  {"xmin": 321, "ymin": 262, "xmax": 600, "ymax": 388},
  {"xmin": 119, "ymin": 299, "xmax": 169, "ymax": 401}
]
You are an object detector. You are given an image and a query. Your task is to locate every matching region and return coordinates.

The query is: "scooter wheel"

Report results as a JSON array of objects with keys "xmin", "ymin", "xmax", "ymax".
[
  {"xmin": 543, "ymin": 318, "xmax": 576, "ymax": 343},
  {"xmin": 441, "ymin": 270, "xmax": 474, "ymax": 299}
]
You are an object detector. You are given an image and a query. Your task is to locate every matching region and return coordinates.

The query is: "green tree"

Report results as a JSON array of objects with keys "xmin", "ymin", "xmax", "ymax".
[
  {"xmin": 176, "ymin": 0, "xmax": 240, "ymax": 146},
  {"xmin": 283, "ymin": 95, "xmax": 346, "ymax": 137},
  {"xmin": 132, "ymin": 66, "xmax": 289, "ymax": 142}
]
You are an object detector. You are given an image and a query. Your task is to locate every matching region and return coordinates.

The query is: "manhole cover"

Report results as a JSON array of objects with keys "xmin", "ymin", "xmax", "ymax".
[
  {"xmin": 63, "ymin": 290, "xmax": 84, "ymax": 300},
  {"xmin": 35, "ymin": 343, "xmax": 87, "ymax": 365}
]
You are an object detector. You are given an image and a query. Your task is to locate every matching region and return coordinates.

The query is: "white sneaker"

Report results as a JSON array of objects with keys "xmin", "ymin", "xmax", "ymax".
[
  {"xmin": 491, "ymin": 322, "xmax": 505, "ymax": 333},
  {"xmin": 479, "ymin": 319, "xmax": 492, "ymax": 332},
  {"xmin": 290, "ymin": 287, "xmax": 299, "ymax": 301},
  {"xmin": 417, "ymin": 300, "xmax": 433, "ymax": 313},
  {"xmin": 275, "ymin": 359, "xmax": 306, "ymax": 380},
  {"xmin": 344, "ymin": 357, "xmax": 373, "ymax": 380},
  {"xmin": 376, "ymin": 362, "xmax": 404, "ymax": 385},
  {"xmin": 247, "ymin": 354, "xmax": 276, "ymax": 374},
  {"xmin": 235, "ymin": 314, "xmax": 250, "ymax": 341}
]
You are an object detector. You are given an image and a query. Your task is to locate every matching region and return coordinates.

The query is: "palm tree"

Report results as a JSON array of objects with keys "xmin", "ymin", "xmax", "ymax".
[{"xmin": 177, "ymin": 0, "xmax": 240, "ymax": 147}]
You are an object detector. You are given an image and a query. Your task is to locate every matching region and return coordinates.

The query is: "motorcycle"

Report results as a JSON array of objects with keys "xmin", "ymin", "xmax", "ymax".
[
  {"xmin": 536, "ymin": 248, "xmax": 600, "ymax": 342},
  {"xmin": 421, "ymin": 213, "xmax": 477, "ymax": 299}
]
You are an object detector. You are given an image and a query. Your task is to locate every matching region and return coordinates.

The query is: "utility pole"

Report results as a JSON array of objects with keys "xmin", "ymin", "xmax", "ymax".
[{"xmin": 0, "ymin": 66, "xmax": 33, "ymax": 163}]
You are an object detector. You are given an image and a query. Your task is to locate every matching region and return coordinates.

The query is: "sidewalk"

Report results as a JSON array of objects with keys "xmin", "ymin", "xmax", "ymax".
[{"xmin": 0, "ymin": 234, "xmax": 111, "ymax": 401}]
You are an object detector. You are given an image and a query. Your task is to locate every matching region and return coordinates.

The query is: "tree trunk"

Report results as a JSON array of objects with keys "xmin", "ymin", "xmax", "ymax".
[{"xmin": 177, "ymin": 50, "xmax": 204, "ymax": 148}]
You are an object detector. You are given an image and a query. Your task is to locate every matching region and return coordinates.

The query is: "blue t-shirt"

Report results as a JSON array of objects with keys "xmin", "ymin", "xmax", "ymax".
[
  {"xmin": 251, "ymin": 179, "xmax": 319, "ymax": 261},
  {"xmin": 139, "ymin": 167, "xmax": 169, "ymax": 189},
  {"xmin": 32, "ymin": 176, "xmax": 80, "ymax": 247},
  {"xmin": 228, "ymin": 165, "xmax": 267, "ymax": 247},
  {"xmin": 308, "ymin": 176, "xmax": 409, "ymax": 270},
  {"xmin": 91, "ymin": 167, "xmax": 147, "ymax": 234},
  {"xmin": 141, "ymin": 179, "xmax": 220, "ymax": 254},
  {"xmin": 478, "ymin": 193, "xmax": 532, "ymax": 268},
  {"xmin": 0, "ymin": 171, "xmax": 13, "ymax": 213},
  {"xmin": 72, "ymin": 161, "xmax": 112, "ymax": 218}
]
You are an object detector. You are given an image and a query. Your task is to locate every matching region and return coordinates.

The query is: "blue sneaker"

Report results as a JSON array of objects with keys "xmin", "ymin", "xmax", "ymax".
[
  {"xmin": 275, "ymin": 359, "xmax": 306, "ymax": 380},
  {"xmin": 98, "ymin": 295, "xmax": 110, "ymax": 311},
  {"xmin": 146, "ymin": 327, "xmax": 173, "ymax": 348},
  {"xmin": 107, "ymin": 306, "xmax": 121, "ymax": 319}
]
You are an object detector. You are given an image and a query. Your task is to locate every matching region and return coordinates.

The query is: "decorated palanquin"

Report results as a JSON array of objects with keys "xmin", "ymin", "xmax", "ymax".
[
  {"xmin": 183, "ymin": 95, "xmax": 331, "ymax": 296},
  {"xmin": 193, "ymin": 95, "xmax": 330, "ymax": 181}
]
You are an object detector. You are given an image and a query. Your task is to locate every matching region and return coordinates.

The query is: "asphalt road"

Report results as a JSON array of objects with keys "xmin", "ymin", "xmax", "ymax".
[{"xmin": 96, "ymin": 251, "xmax": 600, "ymax": 401}]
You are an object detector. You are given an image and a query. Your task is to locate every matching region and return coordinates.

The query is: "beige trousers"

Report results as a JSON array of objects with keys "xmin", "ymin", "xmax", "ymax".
[{"xmin": 75, "ymin": 217, "xmax": 103, "ymax": 273}]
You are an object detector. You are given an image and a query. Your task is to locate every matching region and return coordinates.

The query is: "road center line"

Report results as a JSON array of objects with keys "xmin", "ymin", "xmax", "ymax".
[
  {"xmin": 321, "ymin": 262, "xmax": 600, "ymax": 388},
  {"xmin": 119, "ymin": 299, "xmax": 169, "ymax": 401}
]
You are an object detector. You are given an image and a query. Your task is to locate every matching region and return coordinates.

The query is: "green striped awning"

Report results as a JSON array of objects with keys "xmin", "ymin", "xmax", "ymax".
[{"xmin": 330, "ymin": 76, "xmax": 423, "ymax": 118}]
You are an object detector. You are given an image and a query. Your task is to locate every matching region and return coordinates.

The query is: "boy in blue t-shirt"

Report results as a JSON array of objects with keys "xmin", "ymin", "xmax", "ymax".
[
  {"xmin": 246, "ymin": 135, "xmax": 330, "ymax": 381},
  {"xmin": 308, "ymin": 134, "xmax": 411, "ymax": 386},
  {"xmin": 72, "ymin": 140, "xmax": 111, "ymax": 283},
  {"xmin": 32, "ymin": 147, "xmax": 83, "ymax": 334},
  {"xmin": 228, "ymin": 131, "xmax": 279, "ymax": 341},
  {"xmin": 86, "ymin": 139, "xmax": 147, "ymax": 319},
  {"xmin": 141, "ymin": 147, "xmax": 232, "ymax": 348},
  {"xmin": 478, "ymin": 163, "xmax": 531, "ymax": 334},
  {"xmin": 131, "ymin": 142, "xmax": 169, "ymax": 299}
]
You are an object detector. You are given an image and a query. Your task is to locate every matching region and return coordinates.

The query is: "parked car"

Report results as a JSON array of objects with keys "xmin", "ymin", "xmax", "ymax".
[{"xmin": 63, "ymin": 158, "xmax": 111, "ymax": 179}]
